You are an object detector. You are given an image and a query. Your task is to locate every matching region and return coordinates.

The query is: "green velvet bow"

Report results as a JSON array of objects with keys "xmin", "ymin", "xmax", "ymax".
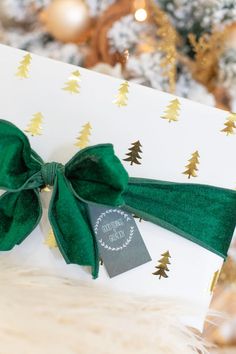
[{"xmin": 0, "ymin": 120, "xmax": 236, "ymax": 278}]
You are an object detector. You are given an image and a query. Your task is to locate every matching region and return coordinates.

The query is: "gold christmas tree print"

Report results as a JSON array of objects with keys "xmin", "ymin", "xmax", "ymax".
[
  {"xmin": 16, "ymin": 53, "xmax": 32, "ymax": 79},
  {"xmin": 209, "ymin": 270, "xmax": 220, "ymax": 294},
  {"xmin": 183, "ymin": 150, "xmax": 200, "ymax": 179},
  {"xmin": 63, "ymin": 70, "xmax": 81, "ymax": 94},
  {"xmin": 221, "ymin": 113, "xmax": 236, "ymax": 135},
  {"xmin": 153, "ymin": 251, "xmax": 171, "ymax": 279},
  {"xmin": 123, "ymin": 140, "xmax": 142, "ymax": 165},
  {"xmin": 161, "ymin": 98, "xmax": 180, "ymax": 122},
  {"xmin": 25, "ymin": 112, "xmax": 44, "ymax": 136},
  {"xmin": 45, "ymin": 229, "xmax": 57, "ymax": 249},
  {"xmin": 75, "ymin": 122, "xmax": 92, "ymax": 149},
  {"xmin": 114, "ymin": 81, "xmax": 129, "ymax": 107}
]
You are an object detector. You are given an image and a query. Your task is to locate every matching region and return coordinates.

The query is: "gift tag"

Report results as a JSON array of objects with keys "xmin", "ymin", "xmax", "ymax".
[{"xmin": 88, "ymin": 205, "xmax": 152, "ymax": 277}]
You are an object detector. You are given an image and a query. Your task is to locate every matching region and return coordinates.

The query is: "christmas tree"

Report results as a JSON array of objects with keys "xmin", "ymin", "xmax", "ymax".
[
  {"xmin": 63, "ymin": 70, "xmax": 81, "ymax": 94},
  {"xmin": 16, "ymin": 53, "xmax": 32, "ymax": 79},
  {"xmin": 161, "ymin": 98, "xmax": 180, "ymax": 122},
  {"xmin": 221, "ymin": 113, "xmax": 236, "ymax": 135},
  {"xmin": 123, "ymin": 140, "xmax": 142, "ymax": 165},
  {"xmin": 75, "ymin": 122, "xmax": 92, "ymax": 149},
  {"xmin": 153, "ymin": 251, "xmax": 171, "ymax": 279},
  {"xmin": 25, "ymin": 112, "xmax": 44, "ymax": 136},
  {"xmin": 114, "ymin": 81, "xmax": 129, "ymax": 107},
  {"xmin": 45, "ymin": 229, "xmax": 57, "ymax": 249},
  {"xmin": 183, "ymin": 150, "xmax": 200, "ymax": 179}
]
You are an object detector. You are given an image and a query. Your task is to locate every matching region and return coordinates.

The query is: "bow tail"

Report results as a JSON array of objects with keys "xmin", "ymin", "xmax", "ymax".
[
  {"xmin": 0, "ymin": 190, "xmax": 42, "ymax": 250},
  {"xmin": 49, "ymin": 172, "xmax": 99, "ymax": 278},
  {"xmin": 123, "ymin": 178, "xmax": 236, "ymax": 258}
]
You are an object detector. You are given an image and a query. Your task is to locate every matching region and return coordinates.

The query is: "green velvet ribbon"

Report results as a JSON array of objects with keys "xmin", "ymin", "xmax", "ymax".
[{"xmin": 0, "ymin": 119, "xmax": 236, "ymax": 278}]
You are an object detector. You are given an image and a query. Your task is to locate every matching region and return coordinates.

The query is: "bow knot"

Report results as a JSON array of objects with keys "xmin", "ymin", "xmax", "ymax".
[{"xmin": 41, "ymin": 162, "xmax": 64, "ymax": 187}]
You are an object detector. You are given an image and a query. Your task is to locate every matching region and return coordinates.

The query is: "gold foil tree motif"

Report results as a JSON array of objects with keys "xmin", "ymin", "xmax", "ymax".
[
  {"xmin": 25, "ymin": 112, "xmax": 44, "ymax": 136},
  {"xmin": 16, "ymin": 53, "xmax": 32, "ymax": 79},
  {"xmin": 75, "ymin": 122, "xmax": 92, "ymax": 149},
  {"xmin": 161, "ymin": 99, "xmax": 180, "ymax": 123},
  {"xmin": 123, "ymin": 140, "xmax": 142, "ymax": 165},
  {"xmin": 114, "ymin": 81, "xmax": 129, "ymax": 107},
  {"xmin": 45, "ymin": 229, "xmax": 57, "ymax": 249},
  {"xmin": 210, "ymin": 270, "xmax": 220, "ymax": 294},
  {"xmin": 183, "ymin": 151, "xmax": 200, "ymax": 179},
  {"xmin": 221, "ymin": 113, "xmax": 236, "ymax": 135},
  {"xmin": 153, "ymin": 251, "xmax": 171, "ymax": 279},
  {"xmin": 63, "ymin": 70, "xmax": 81, "ymax": 94}
]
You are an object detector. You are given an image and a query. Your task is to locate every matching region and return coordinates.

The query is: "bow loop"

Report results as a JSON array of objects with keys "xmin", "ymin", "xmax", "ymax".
[
  {"xmin": 66, "ymin": 144, "xmax": 129, "ymax": 206},
  {"xmin": 0, "ymin": 189, "xmax": 42, "ymax": 250},
  {"xmin": 49, "ymin": 172, "xmax": 99, "ymax": 278},
  {"xmin": 0, "ymin": 120, "xmax": 42, "ymax": 191}
]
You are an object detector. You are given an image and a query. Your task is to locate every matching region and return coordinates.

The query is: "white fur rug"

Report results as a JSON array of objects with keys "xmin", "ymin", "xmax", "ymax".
[{"xmin": 0, "ymin": 258, "xmax": 210, "ymax": 354}]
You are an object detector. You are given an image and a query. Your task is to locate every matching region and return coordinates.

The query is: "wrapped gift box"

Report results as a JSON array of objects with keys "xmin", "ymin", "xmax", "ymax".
[{"xmin": 0, "ymin": 44, "xmax": 235, "ymax": 331}]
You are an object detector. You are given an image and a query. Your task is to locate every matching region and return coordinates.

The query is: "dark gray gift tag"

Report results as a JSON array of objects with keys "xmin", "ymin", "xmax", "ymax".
[{"xmin": 88, "ymin": 205, "xmax": 152, "ymax": 278}]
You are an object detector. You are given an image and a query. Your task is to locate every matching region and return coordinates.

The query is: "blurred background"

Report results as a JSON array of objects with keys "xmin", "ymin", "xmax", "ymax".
[{"xmin": 0, "ymin": 0, "xmax": 235, "ymax": 352}]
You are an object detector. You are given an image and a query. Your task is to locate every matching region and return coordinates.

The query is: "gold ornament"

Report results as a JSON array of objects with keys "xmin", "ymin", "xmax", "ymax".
[
  {"xmin": 75, "ymin": 122, "xmax": 92, "ymax": 149},
  {"xmin": 16, "ymin": 53, "xmax": 32, "ymax": 79},
  {"xmin": 25, "ymin": 112, "xmax": 44, "ymax": 137},
  {"xmin": 183, "ymin": 151, "xmax": 200, "ymax": 179},
  {"xmin": 39, "ymin": 0, "xmax": 91, "ymax": 43},
  {"xmin": 161, "ymin": 99, "xmax": 180, "ymax": 123}
]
